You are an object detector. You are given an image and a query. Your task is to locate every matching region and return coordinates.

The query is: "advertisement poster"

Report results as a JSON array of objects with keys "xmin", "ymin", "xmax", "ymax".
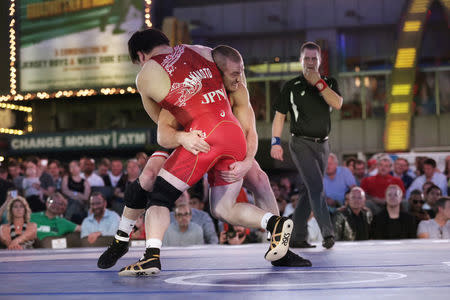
[{"xmin": 19, "ymin": 0, "xmax": 144, "ymax": 92}]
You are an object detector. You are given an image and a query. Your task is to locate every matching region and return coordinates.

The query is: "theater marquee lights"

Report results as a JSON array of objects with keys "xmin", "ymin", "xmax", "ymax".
[{"xmin": 3, "ymin": 0, "xmax": 151, "ymax": 103}]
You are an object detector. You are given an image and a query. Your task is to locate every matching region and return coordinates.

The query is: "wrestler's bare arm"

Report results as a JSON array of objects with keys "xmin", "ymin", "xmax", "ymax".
[
  {"xmin": 230, "ymin": 83, "xmax": 258, "ymax": 160},
  {"xmin": 157, "ymin": 109, "xmax": 210, "ymax": 155},
  {"xmin": 136, "ymin": 59, "xmax": 173, "ymax": 123}
]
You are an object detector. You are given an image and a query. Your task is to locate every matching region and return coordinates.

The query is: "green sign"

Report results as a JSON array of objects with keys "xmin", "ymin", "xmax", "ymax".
[{"xmin": 10, "ymin": 129, "xmax": 152, "ymax": 152}]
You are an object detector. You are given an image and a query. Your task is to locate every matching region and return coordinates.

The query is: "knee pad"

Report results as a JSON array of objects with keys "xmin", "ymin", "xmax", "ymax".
[
  {"xmin": 124, "ymin": 179, "xmax": 148, "ymax": 209},
  {"xmin": 146, "ymin": 176, "xmax": 183, "ymax": 210}
]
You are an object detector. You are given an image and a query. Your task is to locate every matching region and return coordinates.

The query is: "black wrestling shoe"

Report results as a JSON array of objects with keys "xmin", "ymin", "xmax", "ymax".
[
  {"xmin": 118, "ymin": 248, "xmax": 161, "ymax": 276},
  {"xmin": 271, "ymin": 250, "xmax": 312, "ymax": 267},
  {"xmin": 97, "ymin": 239, "xmax": 129, "ymax": 269},
  {"xmin": 322, "ymin": 236, "xmax": 335, "ymax": 249},
  {"xmin": 289, "ymin": 241, "xmax": 316, "ymax": 248},
  {"xmin": 264, "ymin": 216, "xmax": 293, "ymax": 261}
]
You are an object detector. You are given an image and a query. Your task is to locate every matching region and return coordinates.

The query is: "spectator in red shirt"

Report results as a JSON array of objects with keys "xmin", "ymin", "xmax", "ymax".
[{"xmin": 361, "ymin": 155, "xmax": 405, "ymax": 215}]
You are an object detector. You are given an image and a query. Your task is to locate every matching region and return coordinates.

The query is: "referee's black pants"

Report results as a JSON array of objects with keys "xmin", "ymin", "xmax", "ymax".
[{"xmin": 289, "ymin": 135, "xmax": 335, "ymax": 242}]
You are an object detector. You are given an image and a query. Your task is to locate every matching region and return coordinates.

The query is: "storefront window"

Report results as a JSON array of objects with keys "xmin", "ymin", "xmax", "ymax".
[
  {"xmin": 438, "ymin": 70, "xmax": 450, "ymax": 114},
  {"xmin": 339, "ymin": 76, "xmax": 362, "ymax": 119},
  {"xmin": 414, "ymin": 72, "xmax": 436, "ymax": 115},
  {"xmin": 363, "ymin": 75, "xmax": 387, "ymax": 118}
]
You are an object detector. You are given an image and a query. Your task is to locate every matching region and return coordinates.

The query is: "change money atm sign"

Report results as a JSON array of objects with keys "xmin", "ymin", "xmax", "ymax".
[{"xmin": 9, "ymin": 129, "xmax": 150, "ymax": 153}]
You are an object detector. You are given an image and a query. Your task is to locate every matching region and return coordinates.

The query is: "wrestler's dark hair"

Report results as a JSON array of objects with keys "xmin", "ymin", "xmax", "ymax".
[
  {"xmin": 300, "ymin": 41, "xmax": 321, "ymax": 56},
  {"xmin": 128, "ymin": 29, "xmax": 170, "ymax": 63}
]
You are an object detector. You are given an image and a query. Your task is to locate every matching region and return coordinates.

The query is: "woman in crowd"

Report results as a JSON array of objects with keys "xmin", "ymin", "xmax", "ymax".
[
  {"xmin": 61, "ymin": 160, "xmax": 90, "ymax": 224},
  {"xmin": 0, "ymin": 196, "xmax": 37, "ymax": 249}
]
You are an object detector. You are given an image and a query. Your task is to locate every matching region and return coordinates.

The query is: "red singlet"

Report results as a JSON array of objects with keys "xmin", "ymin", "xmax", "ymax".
[{"xmin": 152, "ymin": 45, "xmax": 246, "ymax": 187}]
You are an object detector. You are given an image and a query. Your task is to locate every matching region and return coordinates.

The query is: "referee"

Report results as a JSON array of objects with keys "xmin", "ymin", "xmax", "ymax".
[{"xmin": 271, "ymin": 41, "xmax": 343, "ymax": 249}]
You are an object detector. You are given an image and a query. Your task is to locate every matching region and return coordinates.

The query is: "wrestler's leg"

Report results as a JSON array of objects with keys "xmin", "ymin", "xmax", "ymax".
[
  {"xmin": 119, "ymin": 171, "xmax": 185, "ymax": 276},
  {"xmin": 209, "ymin": 180, "xmax": 292, "ymax": 261},
  {"xmin": 97, "ymin": 155, "xmax": 166, "ymax": 269},
  {"xmin": 121, "ymin": 155, "xmax": 167, "ymax": 220},
  {"xmin": 243, "ymin": 159, "xmax": 279, "ymax": 215}
]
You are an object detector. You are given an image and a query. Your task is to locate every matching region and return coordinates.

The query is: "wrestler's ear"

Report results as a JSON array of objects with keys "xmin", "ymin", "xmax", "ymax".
[{"xmin": 137, "ymin": 51, "xmax": 145, "ymax": 64}]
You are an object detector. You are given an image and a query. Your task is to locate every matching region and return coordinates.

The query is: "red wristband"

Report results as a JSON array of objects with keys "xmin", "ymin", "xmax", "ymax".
[{"xmin": 315, "ymin": 79, "xmax": 328, "ymax": 92}]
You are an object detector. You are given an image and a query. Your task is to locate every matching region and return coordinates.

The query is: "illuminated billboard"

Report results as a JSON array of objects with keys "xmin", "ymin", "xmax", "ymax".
[{"xmin": 19, "ymin": 0, "xmax": 144, "ymax": 92}]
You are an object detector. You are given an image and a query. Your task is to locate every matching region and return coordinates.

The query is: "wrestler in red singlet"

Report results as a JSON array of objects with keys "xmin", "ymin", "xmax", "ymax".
[{"xmin": 151, "ymin": 45, "xmax": 247, "ymax": 187}]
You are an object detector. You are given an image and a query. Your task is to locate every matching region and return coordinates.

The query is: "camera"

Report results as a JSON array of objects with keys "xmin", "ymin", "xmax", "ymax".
[{"xmin": 225, "ymin": 225, "xmax": 236, "ymax": 239}]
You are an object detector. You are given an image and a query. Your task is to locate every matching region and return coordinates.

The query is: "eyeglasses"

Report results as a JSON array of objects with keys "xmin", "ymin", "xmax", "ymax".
[
  {"xmin": 175, "ymin": 212, "xmax": 191, "ymax": 217},
  {"xmin": 412, "ymin": 200, "xmax": 425, "ymax": 204}
]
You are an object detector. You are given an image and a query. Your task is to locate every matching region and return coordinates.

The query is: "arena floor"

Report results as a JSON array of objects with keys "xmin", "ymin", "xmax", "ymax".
[{"xmin": 0, "ymin": 240, "xmax": 449, "ymax": 299}]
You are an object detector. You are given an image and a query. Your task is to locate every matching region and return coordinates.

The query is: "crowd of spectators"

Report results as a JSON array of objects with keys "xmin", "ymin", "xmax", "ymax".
[{"xmin": 0, "ymin": 152, "xmax": 449, "ymax": 250}]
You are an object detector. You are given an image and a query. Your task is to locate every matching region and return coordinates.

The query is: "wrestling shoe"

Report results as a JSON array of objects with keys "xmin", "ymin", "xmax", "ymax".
[
  {"xmin": 271, "ymin": 250, "xmax": 312, "ymax": 267},
  {"xmin": 264, "ymin": 216, "xmax": 293, "ymax": 261},
  {"xmin": 97, "ymin": 238, "xmax": 129, "ymax": 269},
  {"xmin": 118, "ymin": 248, "xmax": 161, "ymax": 276},
  {"xmin": 290, "ymin": 241, "xmax": 316, "ymax": 248}
]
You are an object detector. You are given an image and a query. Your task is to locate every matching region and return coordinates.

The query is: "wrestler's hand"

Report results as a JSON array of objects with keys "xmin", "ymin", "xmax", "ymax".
[
  {"xmin": 270, "ymin": 145, "xmax": 284, "ymax": 161},
  {"xmin": 219, "ymin": 158, "xmax": 252, "ymax": 183},
  {"xmin": 177, "ymin": 130, "xmax": 210, "ymax": 155},
  {"xmin": 304, "ymin": 68, "xmax": 321, "ymax": 86},
  {"xmin": 87, "ymin": 232, "xmax": 102, "ymax": 244}
]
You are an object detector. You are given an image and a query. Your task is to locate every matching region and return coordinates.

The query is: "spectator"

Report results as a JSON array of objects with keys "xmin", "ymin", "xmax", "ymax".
[
  {"xmin": 276, "ymin": 195, "xmax": 288, "ymax": 216},
  {"xmin": 423, "ymin": 184, "xmax": 442, "ymax": 218},
  {"xmin": 135, "ymin": 152, "xmax": 148, "ymax": 171},
  {"xmin": 324, "ymin": 153, "xmax": 356, "ymax": 210},
  {"xmin": 360, "ymin": 155, "xmax": 405, "ymax": 215},
  {"xmin": 0, "ymin": 166, "xmax": 15, "ymax": 209},
  {"xmin": 444, "ymin": 155, "xmax": 450, "ymax": 193},
  {"xmin": 30, "ymin": 193, "xmax": 80, "ymax": 241},
  {"xmin": 189, "ymin": 193, "xmax": 205, "ymax": 211},
  {"xmin": 61, "ymin": 161, "xmax": 90, "ymax": 224},
  {"xmin": 354, "ymin": 159, "xmax": 367, "ymax": 186},
  {"xmin": 279, "ymin": 176, "xmax": 293, "ymax": 200},
  {"xmin": 270, "ymin": 181, "xmax": 281, "ymax": 199},
  {"xmin": 163, "ymin": 203, "xmax": 204, "ymax": 247},
  {"xmin": 7, "ymin": 159, "xmax": 23, "ymax": 193},
  {"xmin": 370, "ymin": 184, "xmax": 417, "ymax": 239},
  {"xmin": 345, "ymin": 157, "xmax": 357, "ymax": 174},
  {"xmin": 408, "ymin": 189, "xmax": 430, "ymax": 226},
  {"xmin": 334, "ymin": 187, "xmax": 372, "ymax": 241},
  {"xmin": 0, "ymin": 196, "xmax": 36, "ymax": 249},
  {"xmin": 283, "ymin": 188, "xmax": 300, "ymax": 217},
  {"xmin": 109, "ymin": 159, "xmax": 125, "ymax": 188},
  {"xmin": 113, "ymin": 159, "xmax": 140, "ymax": 214},
  {"xmin": 414, "ymin": 156, "xmax": 427, "ymax": 177},
  {"xmin": 81, "ymin": 158, "xmax": 105, "ymax": 188},
  {"xmin": 407, "ymin": 158, "xmax": 448, "ymax": 199},
  {"xmin": 130, "ymin": 213, "xmax": 146, "ymax": 240},
  {"xmin": 170, "ymin": 191, "xmax": 218, "ymax": 244},
  {"xmin": 97, "ymin": 159, "xmax": 111, "ymax": 186},
  {"xmin": 417, "ymin": 197, "xmax": 450, "ymax": 239},
  {"xmin": 367, "ymin": 158, "xmax": 378, "ymax": 176},
  {"xmin": 22, "ymin": 161, "xmax": 44, "ymax": 212},
  {"xmin": 391, "ymin": 158, "xmax": 414, "ymax": 190},
  {"xmin": 80, "ymin": 192, "xmax": 120, "ymax": 245},
  {"xmin": 422, "ymin": 181, "xmax": 434, "ymax": 197},
  {"xmin": 48, "ymin": 160, "xmax": 63, "ymax": 192},
  {"xmin": 219, "ymin": 223, "xmax": 252, "ymax": 245},
  {"xmin": 37, "ymin": 158, "xmax": 56, "ymax": 199}
]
